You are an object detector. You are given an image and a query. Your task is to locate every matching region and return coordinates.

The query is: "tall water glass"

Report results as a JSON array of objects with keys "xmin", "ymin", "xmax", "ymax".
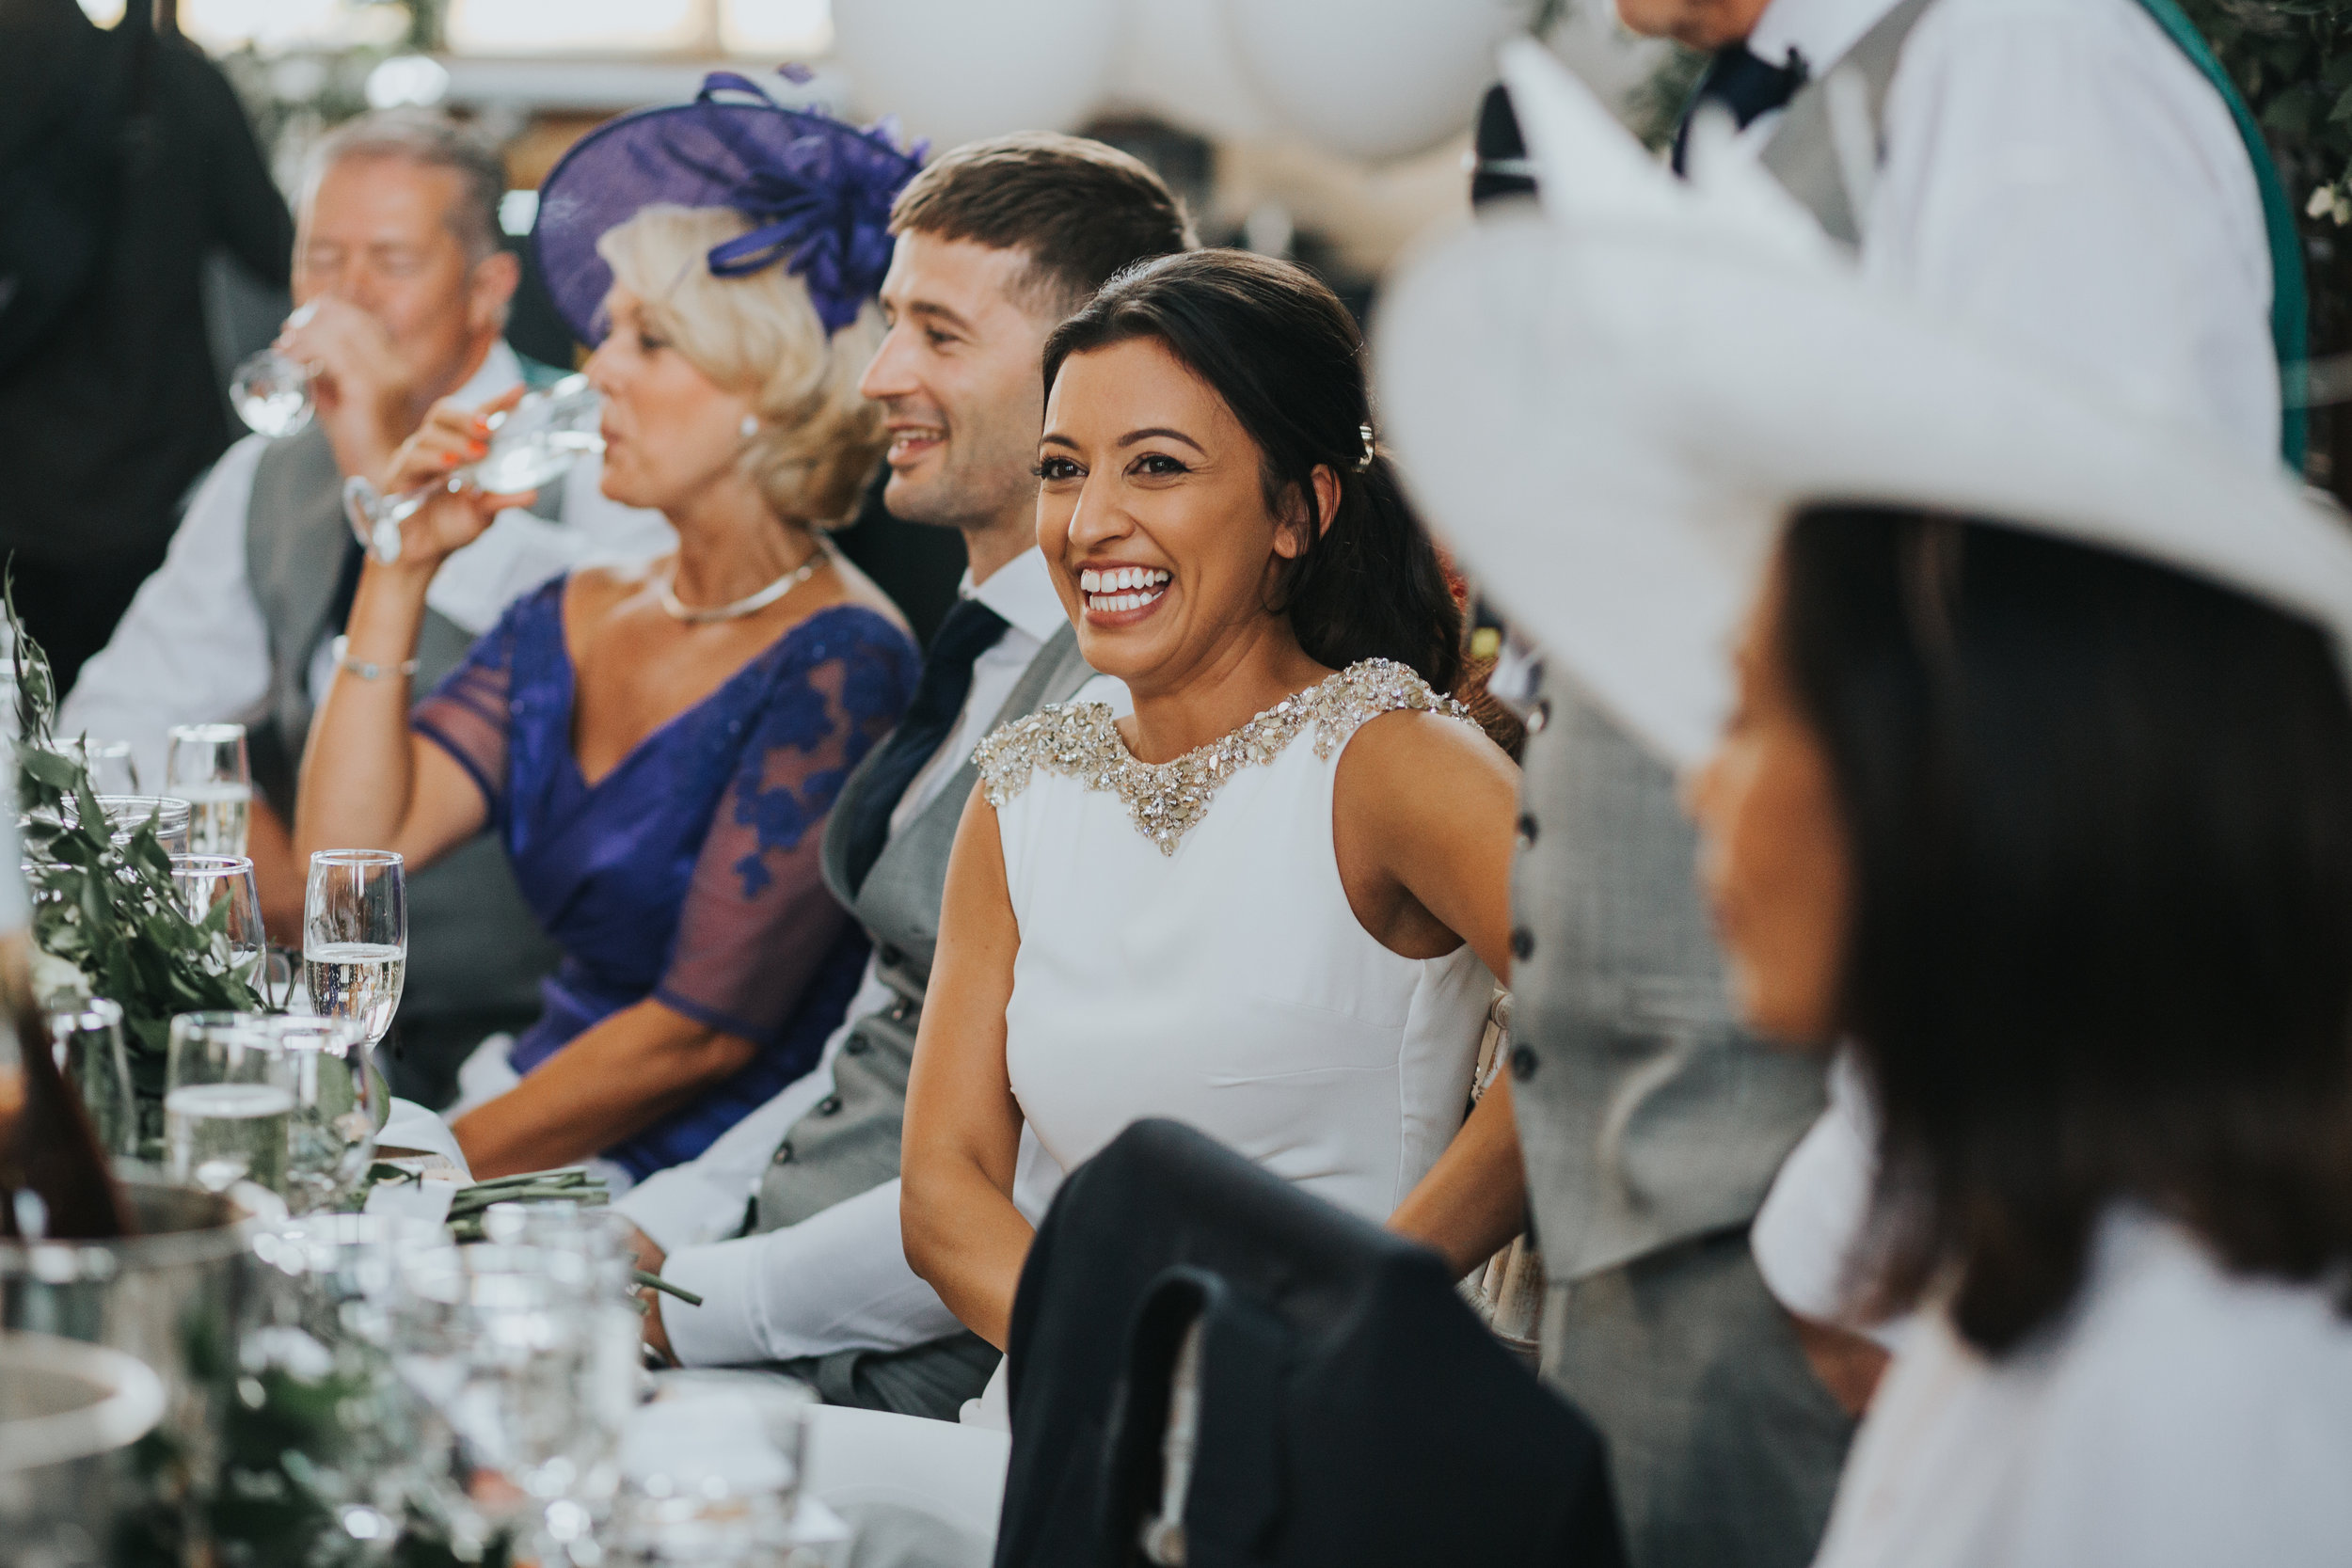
[
  {"xmin": 242, "ymin": 1014, "xmax": 379, "ymax": 1212},
  {"xmin": 166, "ymin": 1010, "xmax": 291, "ymax": 1195},
  {"xmin": 612, "ymin": 1371, "xmax": 821, "ymax": 1566},
  {"xmin": 389, "ymin": 1241, "xmax": 639, "ymax": 1561},
  {"xmin": 48, "ymin": 995, "xmax": 135, "ymax": 1158},
  {"xmin": 170, "ymin": 853, "xmax": 269, "ymax": 1000},
  {"xmin": 166, "ymin": 722, "xmax": 253, "ymax": 855},
  {"xmin": 246, "ymin": 1212, "xmax": 459, "ymax": 1559}
]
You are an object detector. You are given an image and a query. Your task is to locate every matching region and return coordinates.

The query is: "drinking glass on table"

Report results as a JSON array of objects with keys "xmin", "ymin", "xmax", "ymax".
[
  {"xmin": 342, "ymin": 373, "xmax": 603, "ymax": 563},
  {"xmin": 166, "ymin": 722, "xmax": 253, "ymax": 855},
  {"xmin": 305, "ymin": 849, "xmax": 407, "ymax": 1051},
  {"xmin": 170, "ymin": 853, "xmax": 269, "ymax": 999},
  {"xmin": 47, "ymin": 996, "xmax": 135, "ymax": 1159},
  {"xmin": 91, "ymin": 794, "xmax": 193, "ymax": 853},
  {"xmin": 246, "ymin": 1013, "xmax": 379, "ymax": 1212},
  {"xmin": 43, "ymin": 736, "xmax": 139, "ymax": 794},
  {"xmin": 166, "ymin": 1011, "xmax": 291, "ymax": 1195},
  {"xmin": 389, "ymin": 1238, "xmax": 639, "ymax": 1561}
]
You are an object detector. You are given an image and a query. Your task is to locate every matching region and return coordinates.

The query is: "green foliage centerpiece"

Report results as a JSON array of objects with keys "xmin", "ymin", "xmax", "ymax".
[{"xmin": 7, "ymin": 588, "xmax": 266, "ymax": 1144}]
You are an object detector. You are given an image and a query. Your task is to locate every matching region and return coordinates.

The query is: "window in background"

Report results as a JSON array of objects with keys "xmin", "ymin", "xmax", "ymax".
[
  {"xmin": 445, "ymin": 0, "xmax": 704, "ymax": 54},
  {"xmin": 179, "ymin": 0, "xmax": 408, "ymax": 52},
  {"xmin": 722, "ymin": 0, "xmax": 833, "ymax": 56}
]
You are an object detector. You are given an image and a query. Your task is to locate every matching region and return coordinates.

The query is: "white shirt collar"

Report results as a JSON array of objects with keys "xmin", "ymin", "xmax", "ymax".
[
  {"xmin": 1748, "ymin": 0, "xmax": 1897, "ymax": 79},
  {"xmin": 450, "ymin": 340, "xmax": 525, "ymax": 411},
  {"xmin": 963, "ymin": 546, "xmax": 1072, "ymax": 646}
]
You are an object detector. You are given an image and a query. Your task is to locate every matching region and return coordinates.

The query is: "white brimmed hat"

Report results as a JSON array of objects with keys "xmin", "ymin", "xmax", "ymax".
[{"xmin": 1376, "ymin": 41, "xmax": 2352, "ymax": 770}]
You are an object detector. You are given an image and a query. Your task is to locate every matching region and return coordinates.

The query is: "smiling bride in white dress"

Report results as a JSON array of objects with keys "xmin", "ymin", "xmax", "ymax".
[{"xmin": 899, "ymin": 250, "xmax": 1529, "ymax": 1354}]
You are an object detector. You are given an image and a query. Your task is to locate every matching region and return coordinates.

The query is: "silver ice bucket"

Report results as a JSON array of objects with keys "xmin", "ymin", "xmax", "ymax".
[
  {"xmin": 0, "ymin": 1329, "xmax": 167, "ymax": 1561},
  {"xmin": 0, "ymin": 1171, "xmax": 263, "ymax": 1563}
]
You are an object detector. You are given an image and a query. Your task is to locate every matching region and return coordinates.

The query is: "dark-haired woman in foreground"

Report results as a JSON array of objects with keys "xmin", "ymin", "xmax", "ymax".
[
  {"xmin": 901, "ymin": 250, "xmax": 1521, "ymax": 1351},
  {"xmin": 1377, "ymin": 153, "xmax": 2352, "ymax": 1559}
]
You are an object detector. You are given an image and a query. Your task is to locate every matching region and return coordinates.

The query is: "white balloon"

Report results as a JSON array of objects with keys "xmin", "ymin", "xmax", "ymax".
[
  {"xmin": 1222, "ymin": 0, "xmax": 1532, "ymax": 163},
  {"xmin": 832, "ymin": 0, "xmax": 1122, "ymax": 150},
  {"xmin": 1108, "ymin": 0, "xmax": 1274, "ymax": 143}
]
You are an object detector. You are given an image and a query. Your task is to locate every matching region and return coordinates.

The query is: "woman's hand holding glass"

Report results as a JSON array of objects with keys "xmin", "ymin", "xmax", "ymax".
[
  {"xmin": 342, "ymin": 375, "xmax": 603, "ymax": 567},
  {"xmin": 343, "ymin": 385, "xmax": 536, "ymax": 569}
]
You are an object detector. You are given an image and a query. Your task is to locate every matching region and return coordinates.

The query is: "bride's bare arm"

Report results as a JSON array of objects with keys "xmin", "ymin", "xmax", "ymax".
[
  {"xmin": 900, "ymin": 790, "xmax": 1032, "ymax": 1350},
  {"xmin": 1334, "ymin": 709, "xmax": 1530, "ymax": 1275}
]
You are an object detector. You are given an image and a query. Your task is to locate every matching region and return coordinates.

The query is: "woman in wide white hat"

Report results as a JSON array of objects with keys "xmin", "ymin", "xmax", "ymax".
[{"xmin": 1378, "ymin": 45, "xmax": 2352, "ymax": 1567}]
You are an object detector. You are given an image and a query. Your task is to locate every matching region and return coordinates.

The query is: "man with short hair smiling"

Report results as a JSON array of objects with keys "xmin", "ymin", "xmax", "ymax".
[
  {"xmin": 616, "ymin": 133, "xmax": 1192, "ymax": 1419},
  {"xmin": 63, "ymin": 109, "xmax": 669, "ymax": 1105}
]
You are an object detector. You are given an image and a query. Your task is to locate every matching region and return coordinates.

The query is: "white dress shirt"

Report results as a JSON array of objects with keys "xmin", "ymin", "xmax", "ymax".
[
  {"xmin": 58, "ymin": 341, "xmax": 675, "ymax": 784},
  {"xmin": 1809, "ymin": 1208, "xmax": 2352, "ymax": 1568},
  {"xmin": 1746, "ymin": 0, "xmax": 2280, "ymax": 1325},
  {"xmin": 617, "ymin": 545, "xmax": 1128, "ymax": 1367},
  {"xmin": 1741, "ymin": 0, "xmax": 2278, "ymax": 458}
]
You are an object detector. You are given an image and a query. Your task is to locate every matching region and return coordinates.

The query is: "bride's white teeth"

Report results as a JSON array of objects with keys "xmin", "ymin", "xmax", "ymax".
[{"xmin": 1080, "ymin": 569, "xmax": 1100, "ymax": 593}]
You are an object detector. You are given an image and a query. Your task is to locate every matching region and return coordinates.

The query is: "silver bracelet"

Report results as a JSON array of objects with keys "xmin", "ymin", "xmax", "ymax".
[{"xmin": 330, "ymin": 635, "xmax": 420, "ymax": 681}]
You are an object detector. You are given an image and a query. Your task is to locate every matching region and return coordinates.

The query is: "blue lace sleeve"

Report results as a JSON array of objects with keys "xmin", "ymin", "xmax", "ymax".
[
  {"xmin": 653, "ymin": 613, "xmax": 920, "ymax": 1043},
  {"xmin": 409, "ymin": 578, "xmax": 561, "ymax": 827}
]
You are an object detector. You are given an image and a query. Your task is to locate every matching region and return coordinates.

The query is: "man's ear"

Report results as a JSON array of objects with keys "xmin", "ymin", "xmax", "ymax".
[
  {"xmin": 1272, "ymin": 465, "xmax": 1342, "ymax": 561},
  {"xmin": 469, "ymin": 248, "xmax": 522, "ymax": 333}
]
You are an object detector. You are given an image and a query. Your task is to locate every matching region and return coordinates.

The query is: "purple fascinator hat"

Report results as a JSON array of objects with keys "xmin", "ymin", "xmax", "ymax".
[{"xmin": 533, "ymin": 69, "xmax": 924, "ymax": 343}]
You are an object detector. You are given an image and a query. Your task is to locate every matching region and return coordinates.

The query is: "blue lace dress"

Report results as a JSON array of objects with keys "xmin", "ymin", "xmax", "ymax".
[{"xmin": 412, "ymin": 577, "xmax": 920, "ymax": 1179}]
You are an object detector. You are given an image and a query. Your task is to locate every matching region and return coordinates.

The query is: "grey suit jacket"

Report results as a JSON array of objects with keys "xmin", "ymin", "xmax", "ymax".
[
  {"xmin": 1509, "ymin": 674, "xmax": 1825, "ymax": 1283},
  {"xmin": 750, "ymin": 621, "xmax": 1097, "ymax": 1232}
]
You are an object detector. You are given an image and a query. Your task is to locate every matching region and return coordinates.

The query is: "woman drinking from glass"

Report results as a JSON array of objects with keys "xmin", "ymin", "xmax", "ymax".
[{"xmin": 298, "ymin": 86, "xmax": 924, "ymax": 1183}]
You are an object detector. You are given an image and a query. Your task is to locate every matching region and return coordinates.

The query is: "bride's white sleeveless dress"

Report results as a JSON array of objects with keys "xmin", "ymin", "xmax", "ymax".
[
  {"xmin": 820, "ymin": 662, "xmax": 1500, "ymax": 1539},
  {"xmin": 976, "ymin": 657, "xmax": 1497, "ymax": 1227}
]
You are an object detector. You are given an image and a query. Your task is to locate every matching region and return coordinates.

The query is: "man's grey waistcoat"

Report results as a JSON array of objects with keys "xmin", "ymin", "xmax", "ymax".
[
  {"xmin": 245, "ymin": 424, "xmax": 559, "ymax": 1024},
  {"xmin": 753, "ymin": 622, "xmax": 1095, "ymax": 1232},
  {"xmin": 1509, "ymin": 674, "xmax": 1824, "ymax": 1283}
]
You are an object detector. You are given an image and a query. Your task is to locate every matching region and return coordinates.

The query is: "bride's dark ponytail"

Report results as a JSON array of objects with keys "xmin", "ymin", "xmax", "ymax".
[{"xmin": 1042, "ymin": 250, "xmax": 1463, "ymax": 690}]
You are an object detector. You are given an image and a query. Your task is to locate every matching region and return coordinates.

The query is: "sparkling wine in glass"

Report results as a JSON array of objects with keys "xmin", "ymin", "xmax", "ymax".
[
  {"xmin": 166, "ymin": 722, "xmax": 253, "ymax": 856},
  {"xmin": 342, "ymin": 374, "xmax": 603, "ymax": 563},
  {"xmin": 166, "ymin": 1011, "xmax": 293, "ymax": 1196},
  {"xmin": 305, "ymin": 849, "xmax": 407, "ymax": 1050}
]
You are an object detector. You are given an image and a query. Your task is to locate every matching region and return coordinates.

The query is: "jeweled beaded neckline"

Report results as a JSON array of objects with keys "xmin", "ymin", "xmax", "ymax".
[{"xmin": 974, "ymin": 658, "xmax": 1473, "ymax": 855}]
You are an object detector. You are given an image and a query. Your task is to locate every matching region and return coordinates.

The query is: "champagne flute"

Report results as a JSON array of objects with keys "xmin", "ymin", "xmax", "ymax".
[
  {"xmin": 342, "ymin": 374, "xmax": 603, "ymax": 563},
  {"xmin": 165, "ymin": 1011, "xmax": 292, "ymax": 1196},
  {"xmin": 228, "ymin": 303, "xmax": 319, "ymax": 438},
  {"xmin": 305, "ymin": 849, "xmax": 407, "ymax": 1052},
  {"xmin": 170, "ymin": 854, "xmax": 269, "ymax": 1002},
  {"xmin": 166, "ymin": 722, "xmax": 253, "ymax": 856}
]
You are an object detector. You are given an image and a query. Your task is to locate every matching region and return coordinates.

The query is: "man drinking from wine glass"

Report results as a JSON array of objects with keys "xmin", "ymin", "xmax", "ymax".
[{"xmin": 60, "ymin": 109, "xmax": 671, "ymax": 1109}]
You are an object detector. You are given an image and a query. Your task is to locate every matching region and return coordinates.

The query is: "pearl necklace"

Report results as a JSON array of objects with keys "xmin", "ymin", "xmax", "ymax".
[{"xmin": 658, "ymin": 544, "xmax": 827, "ymax": 625}]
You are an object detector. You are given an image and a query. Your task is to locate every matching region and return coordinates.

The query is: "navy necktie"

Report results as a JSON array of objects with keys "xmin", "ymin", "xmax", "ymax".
[
  {"xmin": 837, "ymin": 594, "xmax": 1012, "ymax": 895},
  {"xmin": 1671, "ymin": 42, "xmax": 1809, "ymax": 175}
]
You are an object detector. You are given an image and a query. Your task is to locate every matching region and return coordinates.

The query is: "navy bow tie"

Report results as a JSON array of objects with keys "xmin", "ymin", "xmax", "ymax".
[{"xmin": 1671, "ymin": 42, "xmax": 1810, "ymax": 175}]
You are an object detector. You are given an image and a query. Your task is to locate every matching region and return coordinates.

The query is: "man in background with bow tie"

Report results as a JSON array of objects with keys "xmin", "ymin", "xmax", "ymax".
[
  {"xmin": 614, "ymin": 134, "xmax": 1191, "ymax": 1420},
  {"xmin": 1472, "ymin": 4, "xmax": 2298, "ymax": 1566}
]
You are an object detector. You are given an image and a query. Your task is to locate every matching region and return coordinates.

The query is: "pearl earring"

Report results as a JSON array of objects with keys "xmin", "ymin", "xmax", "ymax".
[{"xmin": 740, "ymin": 413, "xmax": 759, "ymax": 439}]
